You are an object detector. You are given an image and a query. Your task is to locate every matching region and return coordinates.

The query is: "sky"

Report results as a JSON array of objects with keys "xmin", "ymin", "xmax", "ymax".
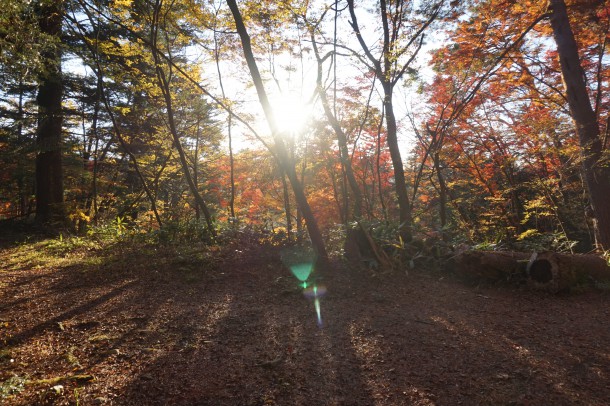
[
  {"xmin": 58, "ymin": 0, "xmax": 444, "ymax": 160},
  {"xmin": 194, "ymin": 1, "xmax": 444, "ymax": 159}
]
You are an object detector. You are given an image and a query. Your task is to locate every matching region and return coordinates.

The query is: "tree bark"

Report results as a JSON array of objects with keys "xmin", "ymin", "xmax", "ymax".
[
  {"xmin": 549, "ymin": 0, "xmax": 610, "ymax": 250},
  {"xmin": 35, "ymin": 0, "xmax": 65, "ymax": 225},
  {"xmin": 433, "ymin": 152, "xmax": 447, "ymax": 230},
  {"xmin": 281, "ymin": 173, "xmax": 293, "ymax": 240},
  {"xmin": 383, "ymin": 86, "xmax": 413, "ymax": 239}
]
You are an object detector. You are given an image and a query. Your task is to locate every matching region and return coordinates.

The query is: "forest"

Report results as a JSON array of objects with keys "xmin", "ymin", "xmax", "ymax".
[{"xmin": 1, "ymin": 0, "xmax": 610, "ymax": 404}]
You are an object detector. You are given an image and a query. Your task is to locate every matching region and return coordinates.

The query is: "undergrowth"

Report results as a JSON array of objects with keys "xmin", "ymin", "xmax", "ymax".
[{"xmin": 0, "ymin": 375, "xmax": 27, "ymax": 401}]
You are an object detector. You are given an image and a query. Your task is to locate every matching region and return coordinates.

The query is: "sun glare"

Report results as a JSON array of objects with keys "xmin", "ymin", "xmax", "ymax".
[{"xmin": 271, "ymin": 93, "xmax": 311, "ymax": 136}]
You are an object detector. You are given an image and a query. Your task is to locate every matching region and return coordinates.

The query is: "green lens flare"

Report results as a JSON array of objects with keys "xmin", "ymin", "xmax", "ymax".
[{"xmin": 290, "ymin": 262, "xmax": 313, "ymax": 282}]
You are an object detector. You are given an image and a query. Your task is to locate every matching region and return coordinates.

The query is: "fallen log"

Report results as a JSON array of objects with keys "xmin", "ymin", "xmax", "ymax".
[
  {"xmin": 527, "ymin": 251, "xmax": 610, "ymax": 293},
  {"xmin": 445, "ymin": 250, "xmax": 531, "ymax": 283},
  {"xmin": 445, "ymin": 250, "xmax": 610, "ymax": 292}
]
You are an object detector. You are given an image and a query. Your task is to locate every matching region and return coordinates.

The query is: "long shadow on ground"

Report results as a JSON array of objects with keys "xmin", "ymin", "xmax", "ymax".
[{"xmin": 1, "ymin": 241, "xmax": 609, "ymax": 405}]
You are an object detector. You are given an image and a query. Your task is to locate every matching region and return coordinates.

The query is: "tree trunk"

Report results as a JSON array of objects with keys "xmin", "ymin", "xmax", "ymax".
[
  {"xmin": 17, "ymin": 79, "xmax": 27, "ymax": 217},
  {"xmin": 311, "ymin": 33, "xmax": 363, "ymax": 219},
  {"xmin": 35, "ymin": 0, "xmax": 65, "ymax": 225},
  {"xmin": 282, "ymin": 172, "xmax": 292, "ymax": 240},
  {"xmin": 193, "ymin": 118, "xmax": 201, "ymax": 221},
  {"xmin": 213, "ymin": 32, "xmax": 236, "ymax": 220},
  {"xmin": 549, "ymin": 0, "xmax": 610, "ymax": 250},
  {"xmin": 376, "ymin": 109, "xmax": 388, "ymax": 221},
  {"xmin": 432, "ymin": 153, "xmax": 446, "ymax": 228},
  {"xmin": 226, "ymin": 0, "xmax": 328, "ymax": 267},
  {"xmin": 383, "ymin": 84, "xmax": 413, "ymax": 241},
  {"xmin": 151, "ymin": 0, "xmax": 215, "ymax": 236},
  {"xmin": 228, "ymin": 114, "xmax": 236, "ymax": 219}
]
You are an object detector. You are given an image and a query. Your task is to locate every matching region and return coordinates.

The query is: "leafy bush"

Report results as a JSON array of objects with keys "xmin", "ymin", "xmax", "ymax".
[
  {"xmin": 216, "ymin": 222, "xmax": 292, "ymax": 248},
  {"xmin": 513, "ymin": 230, "xmax": 578, "ymax": 253}
]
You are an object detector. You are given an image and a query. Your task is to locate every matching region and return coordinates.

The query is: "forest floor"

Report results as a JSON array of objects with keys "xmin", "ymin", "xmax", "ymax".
[{"xmin": 1, "ymin": 232, "xmax": 610, "ymax": 406}]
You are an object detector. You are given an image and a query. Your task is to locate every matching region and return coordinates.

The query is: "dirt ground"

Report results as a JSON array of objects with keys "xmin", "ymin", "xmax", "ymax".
[{"xmin": 1, "ymin": 237, "xmax": 609, "ymax": 405}]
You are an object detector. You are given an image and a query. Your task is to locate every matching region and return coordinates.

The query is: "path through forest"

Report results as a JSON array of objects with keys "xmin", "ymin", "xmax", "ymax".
[{"xmin": 1, "ymin": 238, "xmax": 609, "ymax": 405}]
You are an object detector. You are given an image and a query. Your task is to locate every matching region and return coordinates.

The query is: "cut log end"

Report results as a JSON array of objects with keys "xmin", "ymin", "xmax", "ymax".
[
  {"xmin": 527, "ymin": 252, "xmax": 610, "ymax": 293},
  {"xmin": 529, "ymin": 259, "xmax": 553, "ymax": 283}
]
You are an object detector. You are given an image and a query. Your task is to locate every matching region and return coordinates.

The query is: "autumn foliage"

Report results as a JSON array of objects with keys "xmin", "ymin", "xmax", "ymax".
[{"xmin": 0, "ymin": 0, "xmax": 609, "ymax": 253}]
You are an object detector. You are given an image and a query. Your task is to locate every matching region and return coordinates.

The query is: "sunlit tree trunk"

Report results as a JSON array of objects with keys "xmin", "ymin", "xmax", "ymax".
[
  {"xmin": 35, "ymin": 0, "xmax": 66, "ymax": 225},
  {"xmin": 281, "ymin": 172, "xmax": 292, "ymax": 240},
  {"xmin": 226, "ymin": 0, "xmax": 328, "ymax": 265},
  {"xmin": 549, "ymin": 0, "xmax": 610, "ymax": 250}
]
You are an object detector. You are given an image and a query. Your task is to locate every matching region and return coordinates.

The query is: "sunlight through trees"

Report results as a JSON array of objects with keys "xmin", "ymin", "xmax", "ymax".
[{"xmin": 1, "ymin": 0, "xmax": 609, "ymax": 252}]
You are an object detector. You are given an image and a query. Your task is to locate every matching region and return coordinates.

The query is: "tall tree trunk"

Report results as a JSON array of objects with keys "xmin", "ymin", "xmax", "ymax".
[
  {"xmin": 310, "ymin": 32, "xmax": 363, "ymax": 219},
  {"xmin": 433, "ymin": 152, "xmax": 447, "ymax": 230},
  {"xmin": 226, "ymin": 0, "xmax": 328, "ymax": 265},
  {"xmin": 213, "ymin": 32, "xmax": 236, "ymax": 219},
  {"xmin": 549, "ymin": 0, "xmax": 610, "ymax": 250},
  {"xmin": 35, "ymin": 0, "xmax": 65, "ymax": 225},
  {"xmin": 376, "ymin": 107, "xmax": 388, "ymax": 221},
  {"xmin": 383, "ymin": 84, "xmax": 413, "ymax": 240},
  {"xmin": 86, "ymin": 75, "xmax": 102, "ymax": 224},
  {"xmin": 228, "ymin": 114, "xmax": 236, "ymax": 219},
  {"xmin": 17, "ymin": 79, "xmax": 27, "ymax": 217},
  {"xmin": 347, "ymin": 0, "xmax": 427, "ymax": 241},
  {"xmin": 151, "ymin": 0, "xmax": 215, "ymax": 236},
  {"xmin": 281, "ymin": 172, "xmax": 292, "ymax": 240},
  {"xmin": 194, "ymin": 118, "xmax": 201, "ymax": 221}
]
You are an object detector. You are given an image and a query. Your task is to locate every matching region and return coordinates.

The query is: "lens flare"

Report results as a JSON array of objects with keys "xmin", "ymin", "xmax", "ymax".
[
  {"xmin": 304, "ymin": 284, "xmax": 326, "ymax": 328},
  {"xmin": 290, "ymin": 262, "xmax": 313, "ymax": 282},
  {"xmin": 281, "ymin": 247, "xmax": 326, "ymax": 328},
  {"xmin": 303, "ymin": 284, "xmax": 327, "ymax": 298},
  {"xmin": 314, "ymin": 298, "xmax": 322, "ymax": 327}
]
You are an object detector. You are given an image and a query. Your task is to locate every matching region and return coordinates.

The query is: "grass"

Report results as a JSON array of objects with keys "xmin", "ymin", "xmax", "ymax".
[
  {"xmin": 0, "ymin": 375, "xmax": 27, "ymax": 400},
  {"xmin": 64, "ymin": 347, "xmax": 80, "ymax": 367},
  {"xmin": 87, "ymin": 334, "xmax": 117, "ymax": 343},
  {"xmin": 0, "ymin": 349, "xmax": 13, "ymax": 362},
  {"xmin": 27, "ymin": 374, "xmax": 95, "ymax": 386}
]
